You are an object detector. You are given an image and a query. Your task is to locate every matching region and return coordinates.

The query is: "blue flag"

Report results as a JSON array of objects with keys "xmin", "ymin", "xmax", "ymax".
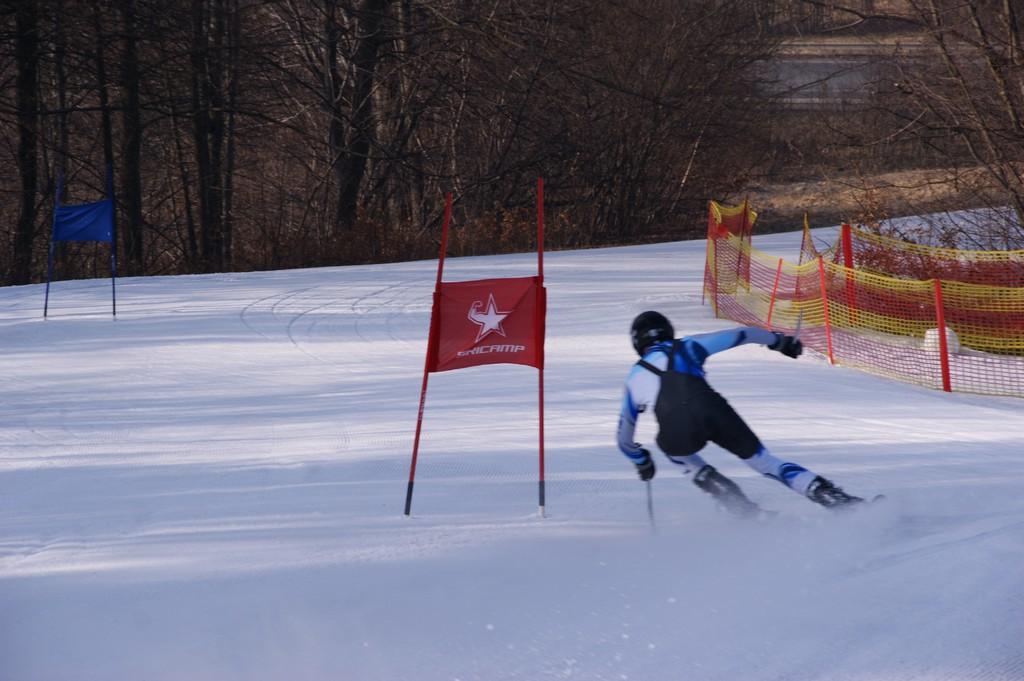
[
  {"xmin": 53, "ymin": 199, "xmax": 114, "ymax": 243},
  {"xmin": 44, "ymin": 167, "xmax": 118, "ymax": 317}
]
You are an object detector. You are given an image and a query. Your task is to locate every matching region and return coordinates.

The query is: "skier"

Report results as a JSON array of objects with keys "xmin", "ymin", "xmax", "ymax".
[{"xmin": 618, "ymin": 310, "xmax": 866, "ymax": 516}]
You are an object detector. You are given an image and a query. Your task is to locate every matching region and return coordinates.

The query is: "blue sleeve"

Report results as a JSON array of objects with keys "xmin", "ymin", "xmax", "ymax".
[{"xmin": 686, "ymin": 327, "xmax": 777, "ymax": 360}]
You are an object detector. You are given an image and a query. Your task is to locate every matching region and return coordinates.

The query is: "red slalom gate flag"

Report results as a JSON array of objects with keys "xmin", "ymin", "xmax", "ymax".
[
  {"xmin": 406, "ymin": 181, "xmax": 549, "ymax": 518},
  {"xmin": 427, "ymin": 276, "xmax": 545, "ymax": 372}
]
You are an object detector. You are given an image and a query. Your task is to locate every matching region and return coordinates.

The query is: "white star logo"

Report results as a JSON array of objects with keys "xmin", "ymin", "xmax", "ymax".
[{"xmin": 467, "ymin": 293, "xmax": 511, "ymax": 342}]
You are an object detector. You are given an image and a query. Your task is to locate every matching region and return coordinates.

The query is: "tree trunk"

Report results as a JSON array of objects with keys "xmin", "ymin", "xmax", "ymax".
[
  {"xmin": 120, "ymin": 0, "xmax": 145, "ymax": 273},
  {"xmin": 55, "ymin": 0, "xmax": 68, "ymax": 189},
  {"xmin": 223, "ymin": 0, "xmax": 241, "ymax": 268},
  {"xmin": 12, "ymin": 0, "xmax": 40, "ymax": 285},
  {"xmin": 92, "ymin": 0, "xmax": 118, "ymax": 254},
  {"xmin": 207, "ymin": 0, "xmax": 226, "ymax": 270},
  {"xmin": 329, "ymin": 0, "xmax": 387, "ymax": 232},
  {"xmin": 192, "ymin": 0, "xmax": 222, "ymax": 272}
]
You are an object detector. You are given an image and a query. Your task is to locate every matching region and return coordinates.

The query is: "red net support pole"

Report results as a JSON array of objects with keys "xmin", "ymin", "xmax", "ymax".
[
  {"xmin": 736, "ymin": 198, "xmax": 748, "ymax": 285},
  {"xmin": 536, "ymin": 177, "xmax": 546, "ymax": 517},
  {"xmin": 840, "ymin": 223, "xmax": 853, "ymax": 267},
  {"xmin": 702, "ymin": 201, "xmax": 713, "ymax": 305},
  {"xmin": 841, "ymin": 223, "xmax": 858, "ymax": 325},
  {"xmin": 743, "ymin": 197, "xmax": 753, "ymax": 285},
  {"xmin": 932, "ymin": 279, "xmax": 952, "ymax": 392},
  {"xmin": 817, "ymin": 257, "xmax": 835, "ymax": 365},
  {"xmin": 712, "ymin": 230, "xmax": 720, "ymax": 318},
  {"xmin": 404, "ymin": 192, "xmax": 452, "ymax": 516},
  {"xmin": 799, "ymin": 214, "xmax": 810, "ymax": 266},
  {"xmin": 702, "ymin": 204, "xmax": 708, "ymax": 304},
  {"xmin": 766, "ymin": 257, "xmax": 783, "ymax": 328}
]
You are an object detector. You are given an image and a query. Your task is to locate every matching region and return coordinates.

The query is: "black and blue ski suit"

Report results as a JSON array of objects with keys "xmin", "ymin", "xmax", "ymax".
[{"xmin": 616, "ymin": 326, "xmax": 818, "ymax": 495}]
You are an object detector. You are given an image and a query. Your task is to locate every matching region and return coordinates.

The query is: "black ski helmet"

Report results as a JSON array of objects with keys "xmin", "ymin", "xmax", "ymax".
[{"xmin": 630, "ymin": 311, "xmax": 674, "ymax": 355}]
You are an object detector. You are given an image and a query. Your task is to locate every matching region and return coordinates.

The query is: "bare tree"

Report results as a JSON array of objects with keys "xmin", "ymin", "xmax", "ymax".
[
  {"xmin": 120, "ymin": 0, "xmax": 145, "ymax": 272},
  {"xmin": 793, "ymin": 0, "xmax": 1024, "ymax": 244},
  {"xmin": 0, "ymin": 0, "xmax": 790, "ymax": 281},
  {"xmin": 11, "ymin": 0, "xmax": 40, "ymax": 285}
]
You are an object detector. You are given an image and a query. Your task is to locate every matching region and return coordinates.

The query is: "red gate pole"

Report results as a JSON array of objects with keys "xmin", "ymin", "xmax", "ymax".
[
  {"xmin": 933, "ymin": 279, "xmax": 952, "ymax": 392},
  {"xmin": 404, "ymin": 193, "xmax": 452, "ymax": 516},
  {"xmin": 817, "ymin": 257, "xmax": 835, "ymax": 365},
  {"xmin": 766, "ymin": 257, "xmax": 783, "ymax": 327},
  {"xmin": 536, "ymin": 177, "xmax": 546, "ymax": 518}
]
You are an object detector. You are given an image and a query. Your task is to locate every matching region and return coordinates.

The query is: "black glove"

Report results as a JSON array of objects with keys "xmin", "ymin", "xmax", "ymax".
[
  {"xmin": 635, "ymin": 449, "xmax": 656, "ymax": 481},
  {"xmin": 769, "ymin": 332, "xmax": 803, "ymax": 359}
]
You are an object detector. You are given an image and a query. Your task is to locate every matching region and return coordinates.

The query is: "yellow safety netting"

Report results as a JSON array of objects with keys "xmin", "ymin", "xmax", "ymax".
[{"xmin": 705, "ymin": 229, "xmax": 1024, "ymax": 398}]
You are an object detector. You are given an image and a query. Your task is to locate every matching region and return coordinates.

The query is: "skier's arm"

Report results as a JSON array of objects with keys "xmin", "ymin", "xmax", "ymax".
[
  {"xmin": 616, "ymin": 387, "xmax": 647, "ymax": 464},
  {"xmin": 616, "ymin": 360, "xmax": 662, "ymax": 459},
  {"xmin": 617, "ymin": 385, "xmax": 657, "ymax": 480},
  {"xmin": 685, "ymin": 326, "xmax": 780, "ymax": 361}
]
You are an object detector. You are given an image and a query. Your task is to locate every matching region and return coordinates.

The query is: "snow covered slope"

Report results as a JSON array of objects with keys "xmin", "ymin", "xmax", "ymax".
[{"xmin": 2, "ymin": 229, "xmax": 1023, "ymax": 680}]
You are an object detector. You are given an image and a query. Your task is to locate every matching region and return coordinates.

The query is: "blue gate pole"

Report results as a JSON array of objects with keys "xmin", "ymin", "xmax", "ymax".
[
  {"xmin": 111, "ymin": 249, "xmax": 117, "ymax": 317},
  {"xmin": 107, "ymin": 165, "xmax": 116, "ymax": 317},
  {"xmin": 43, "ymin": 240, "xmax": 55, "ymax": 319},
  {"xmin": 44, "ymin": 171, "xmax": 64, "ymax": 319}
]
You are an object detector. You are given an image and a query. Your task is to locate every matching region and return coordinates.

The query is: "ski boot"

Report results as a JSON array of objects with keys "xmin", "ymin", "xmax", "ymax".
[
  {"xmin": 693, "ymin": 465, "xmax": 765, "ymax": 518},
  {"xmin": 806, "ymin": 476, "xmax": 864, "ymax": 510}
]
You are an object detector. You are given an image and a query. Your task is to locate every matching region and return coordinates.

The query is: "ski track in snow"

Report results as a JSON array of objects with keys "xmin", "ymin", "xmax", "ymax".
[{"xmin": 2, "ymin": 230, "xmax": 1024, "ymax": 680}]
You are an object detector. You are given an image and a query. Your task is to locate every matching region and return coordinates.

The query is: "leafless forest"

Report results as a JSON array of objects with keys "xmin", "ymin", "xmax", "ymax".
[{"xmin": 2, "ymin": 0, "xmax": 1022, "ymax": 284}]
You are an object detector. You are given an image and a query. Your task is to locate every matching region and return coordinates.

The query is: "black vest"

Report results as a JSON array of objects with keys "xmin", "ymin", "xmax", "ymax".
[{"xmin": 637, "ymin": 340, "xmax": 720, "ymax": 456}]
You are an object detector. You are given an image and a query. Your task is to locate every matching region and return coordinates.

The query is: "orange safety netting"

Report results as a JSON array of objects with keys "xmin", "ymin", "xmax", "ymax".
[
  {"xmin": 704, "ymin": 230, "xmax": 1024, "ymax": 398},
  {"xmin": 799, "ymin": 216, "xmax": 838, "ymax": 265},
  {"xmin": 708, "ymin": 200, "xmax": 757, "ymax": 238},
  {"xmin": 804, "ymin": 221, "xmax": 1024, "ymax": 286},
  {"xmin": 704, "ymin": 201, "xmax": 756, "ymax": 304}
]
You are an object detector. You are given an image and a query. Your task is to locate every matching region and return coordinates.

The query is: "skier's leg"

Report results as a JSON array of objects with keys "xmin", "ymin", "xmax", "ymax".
[
  {"xmin": 703, "ymin": 393, "xmax": 762, "ymax": 460},
  {"xmin": 692, "ymin": 464, "xmax": 761, "ymax": 517},
  {"xmin": 659, "ymin": 448, "xmax": 759, "ymax": 517},
  {"xmin": 743, "ymin": 447, "xmax": 817, "ymax": 495},
  {"xmin": 660, "ymin": 396, "xmax": 768, "ymax": 517},
  {"xmin": 704, "ymin": 396, "xmax": 864, "ymax": 509},
  {"xmin": 745, "ymin": 447, "xmax": 864, "ymax": 509},
  {"xmin": 664, "ymin": 451, "xmax": 708, "ymax": 475},
  {"xmin": 656, "ymin": 387, "xmax": 761, "ymax": 517}
]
